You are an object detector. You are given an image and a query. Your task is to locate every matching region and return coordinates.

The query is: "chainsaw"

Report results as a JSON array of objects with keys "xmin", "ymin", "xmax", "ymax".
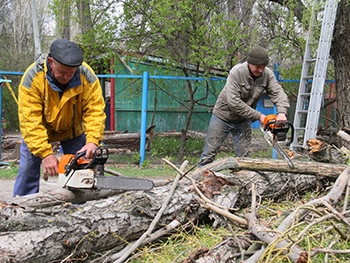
[
  {"xmin": 260, "ymin": 114, "xmax": 295, "ymax": 169},
  {"xmin": 57, "ymin": 147, "xmax": 154, "ymax": 191}
]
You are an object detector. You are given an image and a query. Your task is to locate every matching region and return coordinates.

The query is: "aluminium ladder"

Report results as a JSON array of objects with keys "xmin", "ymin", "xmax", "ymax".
[{"xmin": 291, "ymin": 0, "xmax": 339, "ymax": 151}]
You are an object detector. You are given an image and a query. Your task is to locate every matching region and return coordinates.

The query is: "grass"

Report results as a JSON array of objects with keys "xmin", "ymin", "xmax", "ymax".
[
  {"xmin": 125, "ymin": 197, "xmax": 350, "ymax": 262},
  {"xmin": 0, "ymin": 133, "xmax": 277, "ymax": 180},
  {"xmin": 0, "ymin": 162, "xmax": 18, "ymax": 179},
  {"xmin": 124, "ymin": 194, "xmax": 350, "ymax": 263},
  {"xmin": 129, "ymin": 224, "xmax": 232, "ymax": 263}
]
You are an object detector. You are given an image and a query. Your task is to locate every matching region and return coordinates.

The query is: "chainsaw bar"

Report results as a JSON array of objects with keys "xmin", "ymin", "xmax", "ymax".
[
  {"xmin": 260, "ymin": 127, "xmax": 295, "ymax": 169},
  {"xmin": 95, "ymin": 176, "xmax": 154, "ymax": 191}
]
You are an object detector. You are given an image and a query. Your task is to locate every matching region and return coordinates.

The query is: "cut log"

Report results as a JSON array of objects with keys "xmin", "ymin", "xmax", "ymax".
[
  {"xmin": 233, "ymin": 157, "xmax": 347, "ymax": 178},
  {"xmin": 0, "ymin": 157, "xmax": 346, "ymax": 262},
  {"xmin": 0, "ymin": 180, "xmax": 205, "ymax": 262}
]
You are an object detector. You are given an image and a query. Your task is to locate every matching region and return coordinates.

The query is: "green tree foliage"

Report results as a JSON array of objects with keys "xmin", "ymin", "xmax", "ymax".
[
  {"xmin": 59, "ymin": 0, "xmax": 313, "ymax": 158},
  {"xmin": 119, "ymin": 0, "xmax": 246, "ymax": 73},
  {"xmin": 116, "ymin": 0, "xmax": 253, "ymax": 159}
]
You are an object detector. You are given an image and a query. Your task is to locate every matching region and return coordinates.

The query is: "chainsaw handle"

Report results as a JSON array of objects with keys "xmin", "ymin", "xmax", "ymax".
[
  {"xmin": 71, "ymin": 147, "xmax": 109, "ymax": 167},
  {"xmin": 283, "ymin": 121, "xmax": 294, "ymax": 145},
  {"xmin": 86, "ymin": 147, "xmax": 109, "ymax": 167}
]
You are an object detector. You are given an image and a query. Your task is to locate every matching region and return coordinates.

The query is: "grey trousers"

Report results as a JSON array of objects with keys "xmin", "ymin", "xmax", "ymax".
[{"xmin": 199, "ymin": 114, "xmax": 251, "ymax": 166}]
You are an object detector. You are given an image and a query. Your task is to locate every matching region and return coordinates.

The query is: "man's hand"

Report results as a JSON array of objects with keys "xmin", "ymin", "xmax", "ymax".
[
  {"xmin": 276, "ymin": 113, "xmax": 287, "ymax": 122},
  {"xmin": 42, "ymin": 154, "xmax": 59, "ymax": 178},
  {"xmin": 259, "ymin": 113, "xmax": 287, "ymax": 126},
  {"xmin": 77, "ymin": 142, "xmax": 98, "ymax": 159},
  {"xmin": 259, "ymin": 114, "xmax": 266, "ymax": 125}
]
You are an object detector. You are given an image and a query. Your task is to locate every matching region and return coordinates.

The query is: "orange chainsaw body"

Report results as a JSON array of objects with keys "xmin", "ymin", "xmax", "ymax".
[
  {"xmin": 57, "ymin": 147, "xmax": 154, "ymax": 190},
  {"xmin": 263, "ymin": 114, "xmax": 277, "ymax": 130},
  {"xmin": 261, "ymin": 114, "xmax": 295, "ymax": 169},
  {"xmin": 58, "ymin": 154, "xmax": 90, "ymax": 174}
]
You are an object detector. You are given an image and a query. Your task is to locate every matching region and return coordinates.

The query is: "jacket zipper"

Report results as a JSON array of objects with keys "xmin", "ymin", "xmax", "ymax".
[{"xmin": 72, "ymin": 103, "xmax": 76, "ymax": 138}]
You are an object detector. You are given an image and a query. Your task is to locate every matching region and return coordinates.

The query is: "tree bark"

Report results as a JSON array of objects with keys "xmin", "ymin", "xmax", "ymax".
[
  {"xmin": 6, "ymin": 187, "xmax": 126, "ymax": 208},
  {"xmin": 331, "ymin": 0, "xmax": 350, "ymax": 128},
  {"xmin": 4, "ymin": 157, "xmax": 343, "ymax": 209},
  {"xmin": 0, "ymin": 182, "xmax": 204, "ymax": 263},
  {"xmin": 0, "ymin": 157, "xmax": 342, "ymax": 262},
  {"xmin": 233, "ymin": 157, "xmax": 347, "ymax": 178}
]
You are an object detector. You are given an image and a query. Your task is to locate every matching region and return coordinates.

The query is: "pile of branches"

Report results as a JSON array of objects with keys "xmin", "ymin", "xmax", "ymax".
[
  {"xmin": 0, "ymin": 152, "xmax": 350, "ymax": 262},
  {"xmin": 2, "ymin": 127, "xmax": 350, "ymax": 262}
]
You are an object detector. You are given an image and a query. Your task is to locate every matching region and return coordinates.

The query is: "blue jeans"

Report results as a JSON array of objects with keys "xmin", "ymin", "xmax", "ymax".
[
  {"xmin": 13, "ymin": 133, "xmax": 86, "ymax": 197},
  {"xmin": 199, "ymin": 114, "xmax": 251, "ymax": 166}
]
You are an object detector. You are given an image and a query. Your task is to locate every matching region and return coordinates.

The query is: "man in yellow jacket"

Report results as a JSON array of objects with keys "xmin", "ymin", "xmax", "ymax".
[{"xmin": 13, "ymin": 39, "xmax": 106, "ymax": 196}]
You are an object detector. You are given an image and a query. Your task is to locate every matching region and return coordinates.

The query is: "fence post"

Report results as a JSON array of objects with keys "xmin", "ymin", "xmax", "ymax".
[
  {"xmin": 0, "ymin": 75, "xmax": 2, "ymax": 162},
  {"xmin": 139, "ymin": 72, "xmax": 149, "ymax": 165},
  {"xmin": 0, "ymin": 75, "xmax": 11, "ymax": 164}
]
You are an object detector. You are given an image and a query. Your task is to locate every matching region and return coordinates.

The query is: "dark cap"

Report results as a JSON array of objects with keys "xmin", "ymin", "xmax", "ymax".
[
  {"xmin": 247, "ymin": 47, "xmax": 269, "ymax": 66},
  {"xmin": 49, "ymin": 39, "xmax": 83, "ymax": 67}
]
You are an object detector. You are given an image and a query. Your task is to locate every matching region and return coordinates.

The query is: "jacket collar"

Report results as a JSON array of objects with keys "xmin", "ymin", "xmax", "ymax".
[{"xmin": 44, "ymin": 56, "xmax": 82, "ymax": 92}]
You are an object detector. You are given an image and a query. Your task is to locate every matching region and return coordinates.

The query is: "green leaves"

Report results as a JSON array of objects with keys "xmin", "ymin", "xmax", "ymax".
[{"xmin": 119, "ymin": 0, "xmax": 244, "ymax": 74}]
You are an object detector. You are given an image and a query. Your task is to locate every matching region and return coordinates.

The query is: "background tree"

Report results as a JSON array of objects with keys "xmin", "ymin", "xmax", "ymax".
[
  {"xmin": 51, "ymin": 0, "xmax": 72, "ymax": 39},
  {"xmin": 330, "ymin": 0, "xmax": 350, "ymax": 128},
  {"xmin": 114, "ymin": 0, "xmax": 312, "ymax": 159},
  {"xmin": 0, "ymin": 0, "xmax": 52, "ymax": 130},
  {"xmin": 1, "ymin": 0, "xmax": 349, "ymax": 148}
]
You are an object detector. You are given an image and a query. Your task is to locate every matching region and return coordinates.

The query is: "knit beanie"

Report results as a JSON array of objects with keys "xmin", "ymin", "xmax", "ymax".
[{"xmin": 247, "ymin": 47, "xmax": 269, "ymax": 66}]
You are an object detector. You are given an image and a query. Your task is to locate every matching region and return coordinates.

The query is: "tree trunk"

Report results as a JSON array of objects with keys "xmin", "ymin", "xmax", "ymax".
[
  {"xmin": 0, "ymin": 180, "xmax": 203, "ymax": 262},
  {"xmin": 76, "ymin": 0, "xmax": 93, "ymax": 35},
  {"xmin": 5, "ymin": 157, "xmax": 344, "ymax": 208},
  {"xmin": 202, "ymin": 157, "xmax": 347, "ymax": 178},
  {"xmin": 331, "ymin": 0, "xmax": 350, "ymax": 128},
  {"xmin": 0, "ymin": 157, "xmax": 341, "ymax": 262},
  {"xmin": 62, "ymin": 0, "xmax": 71, "ymax": 39}
]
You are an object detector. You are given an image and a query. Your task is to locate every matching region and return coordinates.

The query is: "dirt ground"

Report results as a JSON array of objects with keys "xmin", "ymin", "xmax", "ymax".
[
  {"xmin": 0, "ymin": 130, "xmax": 61, "ymax": 201},
  {"xmin": 0, "ymin": 177, "xmax": 59, "ymax": 201}
]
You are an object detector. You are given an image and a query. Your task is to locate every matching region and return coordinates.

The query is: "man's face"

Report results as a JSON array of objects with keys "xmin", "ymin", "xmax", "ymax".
[
  {"xmin": 248, "ymin": 63, "xmax": 266, "ymax": 77},
  {"xmin": 48, "ymin": 57, "xmax": 77, "ymax": 84}
]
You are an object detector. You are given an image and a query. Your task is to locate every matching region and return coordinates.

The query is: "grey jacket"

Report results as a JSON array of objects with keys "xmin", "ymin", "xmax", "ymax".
[{"xmin": 213, "ymin": 62, "xmax": 289, "ymax": 122}]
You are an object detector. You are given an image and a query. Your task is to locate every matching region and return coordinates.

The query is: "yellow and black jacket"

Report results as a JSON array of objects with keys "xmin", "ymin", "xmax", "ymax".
[{"xmin": 18, "ymin": 54, "xmax": 106, "ymax": 159}]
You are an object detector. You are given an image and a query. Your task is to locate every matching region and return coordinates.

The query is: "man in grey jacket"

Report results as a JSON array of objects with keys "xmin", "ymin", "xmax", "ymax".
[{"xmin": 199, "ymin": 46, "xmax": 290, "ymax": 166}]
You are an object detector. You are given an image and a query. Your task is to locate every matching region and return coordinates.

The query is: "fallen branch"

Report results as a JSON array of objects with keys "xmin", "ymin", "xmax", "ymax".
[
  {"xmin": 277, "ymin": 166, "xmax": 350, "ymax": 232},
  {"xmin": 234, "ymin": 157, "xmax": 346, "ymax": 178},
  {"xmin": 248, "ymin": 166, "xmax": 350, "ymax": 262},
  {"xmin": 246, "ymin": 183, "xmax": 308, "ymax": 263},
  {"xmin": 198, "ymin": 200, "xmax": 247, "ymax": 226}
]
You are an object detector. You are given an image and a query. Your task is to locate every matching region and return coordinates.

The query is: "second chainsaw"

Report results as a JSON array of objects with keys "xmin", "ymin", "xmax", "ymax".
[{"xmin": 261, "ymin": 114, "xmax": 295, "ymax": 169}]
